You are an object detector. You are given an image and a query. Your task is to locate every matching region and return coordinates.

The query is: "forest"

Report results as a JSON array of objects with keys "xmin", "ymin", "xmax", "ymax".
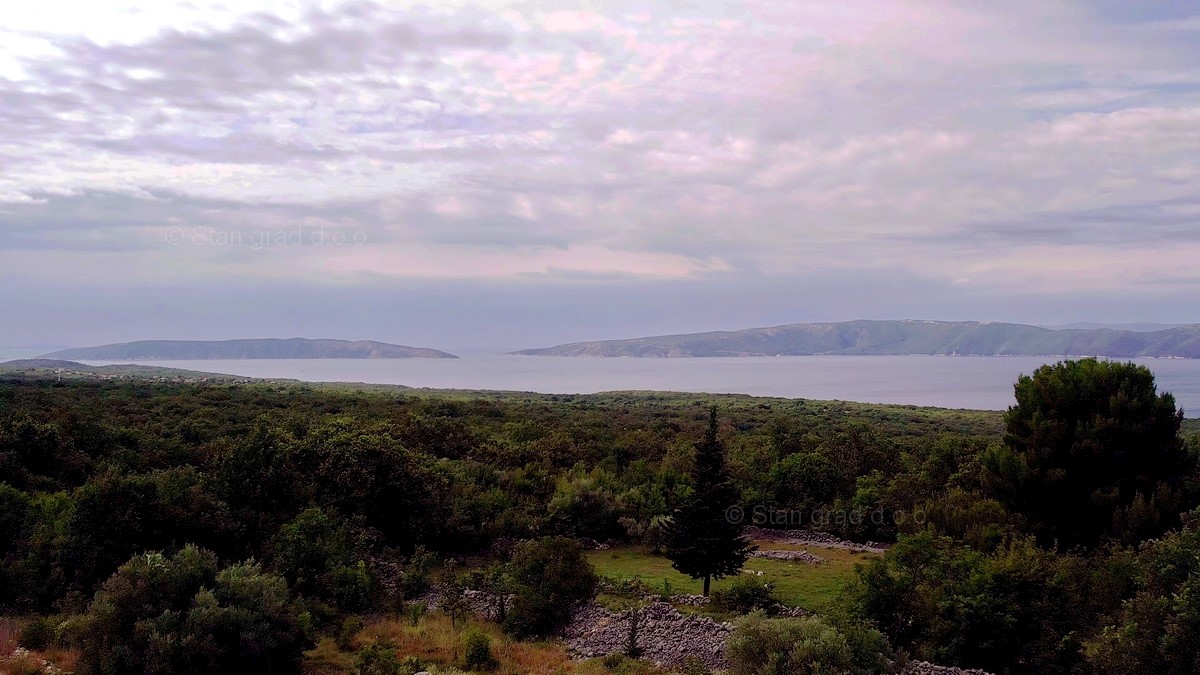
[{"xmin": 1, "ymin": 359, "xmax": 1199, "ymax": 674}]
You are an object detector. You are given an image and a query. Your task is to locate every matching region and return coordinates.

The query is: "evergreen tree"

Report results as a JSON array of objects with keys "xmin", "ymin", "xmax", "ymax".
[
  {"xmin": 665, "ymin": 408, "xmax": 752, "ymax": 595},
  {"xmin": 982, "ymin": 358, "xmax": 1191, "ymax": 549}
]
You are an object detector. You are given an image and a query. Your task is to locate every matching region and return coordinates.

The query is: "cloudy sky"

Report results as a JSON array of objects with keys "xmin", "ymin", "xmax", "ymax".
[{"xmin": 2, "ymin": 0, "xmax": 1198, "ymax": 351}]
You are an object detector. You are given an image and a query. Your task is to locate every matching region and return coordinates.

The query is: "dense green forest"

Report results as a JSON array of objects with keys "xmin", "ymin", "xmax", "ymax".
[{"xmin": 1, "ymin": 361, "xmax": 1199, "ymax": 674}]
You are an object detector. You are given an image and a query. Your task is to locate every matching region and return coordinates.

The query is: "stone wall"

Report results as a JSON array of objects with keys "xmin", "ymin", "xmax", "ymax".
[
  {"xmin": 564, "ymin": 601, "xmax": 733, "ymax": 670},
  {"xmin": 744, "ymin": 525, "xmax": 888, "ymax": 553},
  {"xmin": 749, "ymin": 548, "xmax": 824, "ymax": 564}
]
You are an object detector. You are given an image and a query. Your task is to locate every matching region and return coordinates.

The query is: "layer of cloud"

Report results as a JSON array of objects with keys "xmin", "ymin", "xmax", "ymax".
[{"xmin": 1, "ymin": 0, "xmax": 1198, "ymax": 344}]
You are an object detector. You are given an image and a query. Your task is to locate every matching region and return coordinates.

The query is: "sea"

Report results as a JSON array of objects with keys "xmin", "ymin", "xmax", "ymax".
[{"xmin": 14, "ymin": 353, "xmax": 1195, "ymax": 416}]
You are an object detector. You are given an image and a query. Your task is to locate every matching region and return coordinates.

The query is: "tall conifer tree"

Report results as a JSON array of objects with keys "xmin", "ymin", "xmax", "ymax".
[{"xmin": 665, "ymin": 407, "xmax": 752, "ymax": 595}]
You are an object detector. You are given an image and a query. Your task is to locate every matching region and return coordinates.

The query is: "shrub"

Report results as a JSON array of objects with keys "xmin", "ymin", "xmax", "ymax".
[
  {"xmin": 503, "ymin": 537, "xmax": 598, "ymax": 638},
  {"xmin": 710, "ymin": 577, "xmax": 777, "ymax": 614},
  {"xmin": 598, "ymin": 575, "xmax": 651, "ymax": 599},
  {"xmin": 599, "ymin": 653, "xmax": 650, "ymax": 673},
  {"xmin": 339, "ymin": 615, "xmax": 365, "ymax": 650},
  {"xmin": 601, "ymin": 653, "xmax": 626, "ymax": 670},
  {"xmin": 727, "ymin": 613, "xmax": 893, "ymax": 675},
  {"xmin": 400, "ymin": 546, "xmax": 437, "ymax": 599},
  {"xmin": 272, "ymin": 507, "xmax": 375, "ymax": 613},
  {"xmin": 462, "ymin": 627, "xmax": 497, "ymax": 671},
  {"xmin": 20, "ymin": 616, "xmax": 55, "ymax": 650},
  {"xmin": 354, "ymin": 641, "xmax": 401, "ymax": 675},
  {"xmin": 398, "ymin": 656, "xmax": 424, "ymax": 675},
  {"xmin": 77, "ymin": 546, "xmax": 309, "ymax": 675},
  {"xmin": 406, "ymin": 601, "xmax": 427, "ymax": 627},
  {"xmin": 332, "ymin": 561, "xmax": 375, "ymax": 612},
  {"xmin": 679, "ymin": 655, "xmax": 712, "ymax": 675}
]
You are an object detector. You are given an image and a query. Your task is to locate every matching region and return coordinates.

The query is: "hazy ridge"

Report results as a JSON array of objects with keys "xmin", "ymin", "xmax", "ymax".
[
  {"xmin": 514, "ymin": 320, "xmax": 1200, "ymax": 358},
  {"xmin": 43, "ymin": 338, "xmax": 457, "ymax": 360}
]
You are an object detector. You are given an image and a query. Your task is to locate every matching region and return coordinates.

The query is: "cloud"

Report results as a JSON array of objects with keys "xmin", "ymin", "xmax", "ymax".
[{"xmin": 1, "ymin": 0, "xmax": 1199, "ymax": 345}]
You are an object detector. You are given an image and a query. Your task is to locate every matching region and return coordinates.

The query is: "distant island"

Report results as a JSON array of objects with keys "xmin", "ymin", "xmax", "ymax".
[
  {"xmin": 0, "ymin": 358, "xmax": 257, "ymax": 381},
  {"xmin": 513, "ymin": 320, "xmax": 1200, "ymax": 358},
  {"xmin": 42, "ymin": 338, "xmax": 458, "ymax": 360}
]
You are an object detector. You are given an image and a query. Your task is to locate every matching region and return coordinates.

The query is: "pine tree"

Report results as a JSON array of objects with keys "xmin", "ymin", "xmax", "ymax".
[{"xmin": 665, "ymin": 407, "xmax": 753, "ymax": 595}]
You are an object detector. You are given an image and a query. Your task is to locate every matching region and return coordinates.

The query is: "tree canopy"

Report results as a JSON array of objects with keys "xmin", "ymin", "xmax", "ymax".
[{"xmin": 982, "ymin": 358, "xmax": 1191, "ymax": 548}]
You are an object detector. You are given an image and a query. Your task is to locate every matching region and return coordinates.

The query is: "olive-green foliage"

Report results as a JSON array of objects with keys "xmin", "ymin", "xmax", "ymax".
[
  {"xmin": 462, "ymin": 627, "xmax": 497, "ymax": 671},
  {"xmin": 271, "ymin": 507, "xmax": 373, "ymax": 613},
  {"xmin": 0, "ymin": 376, "xmax": 1004, "ymax": 615},
  {"xmin": 78, "ymin": 545, "xmax": 308, "ymax": 675},
  {"xmin": 19, "ymin": 615, "xmax": 55, "ymax": 650},
  {"xmin": 709, "ymin": 576, "xmax": 778, "ymax": 614},
  {"xmin": 0, "ymin": 372, "xmax": 1193, "ymax": 672},
  {"xmin": 1086, "ymin": 510, "xmax": 1200, "ymax": 673},
  {"xmin": 503, "ymin": 537, "xmax": 598, "ymax": 638},
  {"xmin": 678, "ymin": 655, "xmax": 712, "ymax": 675},
  {"xmin": 399, "ymin": 546, "xmax": 437, "ymax": 600},
  {"xmin": 769, "ymin": 451, "xmax": 842, "ymax": 512},
  {"xmin": 853, "ymin": 531, "xmax": 1133, "ymax": 673},
  {"xmin": 727, "ymin": 612, "xmax": 893, "ymax": 675},
  {"xmin": 406, "ymin": 602, "xmax": 427, "ymax": 627},
  {"xmin": 354, "ymin": 641, "xmax": 401, "ymax": 675},
  {"xmin": 547, "ymin": 470, "xmax": 623, "ymax": 540},
  {"xmin": 338, "ymin": 615, "xmax": 365, "ymax": 650}
]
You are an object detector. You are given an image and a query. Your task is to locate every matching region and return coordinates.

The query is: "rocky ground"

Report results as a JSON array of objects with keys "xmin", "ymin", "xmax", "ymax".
[
  {"xmin": 565, "ymin": 601, "xmax": 733, "ymax": 670},
  {"xmin": 423, "ymin": 585, "xmax": 990, "ymax": 674},
  {"xmin": 903, "ymin": 660, "xmax": 993, "ymax": 675},
  {"xmin": 749, "ymin": 548, "xmax": 825, "ymax": 564},
  {"xmin": 744, "ymin": 525, "xmax": 888, "ymax": 553},
  {"xmin": 416, "ymin": 588, "xmax": 511, "ymax": 622}
]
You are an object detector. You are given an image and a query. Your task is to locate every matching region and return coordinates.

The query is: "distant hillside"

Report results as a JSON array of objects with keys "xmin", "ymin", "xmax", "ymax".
[
  {"xmin": 0, "ymin": 359, "xmax": 249, "ymax": 380},
  {"xmin": 1040, "ymin": 322, "xmax": 1183, "ymax": 332},
  {"xmin": 43, "ymin": 338, "xmax": 457, "ymax": 360},
  {"xmin": 513, "ymin": 320, "xmax": 1200, "ymax": 358}
]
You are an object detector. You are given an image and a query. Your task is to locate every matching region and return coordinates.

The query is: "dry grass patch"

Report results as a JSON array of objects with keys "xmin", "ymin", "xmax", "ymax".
[
  {"xmin": 301, "ymin": 613, "xmax": 667, "ymax": 675},
  {"xmin": 0, "ymin": 618, "xmax": 80, "ymax": 675}
]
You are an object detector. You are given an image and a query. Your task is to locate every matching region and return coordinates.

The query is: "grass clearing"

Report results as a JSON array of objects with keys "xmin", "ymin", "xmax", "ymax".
[{"xmin": 587, "ymin": 543, "xmax": 878, "ymax": 612}]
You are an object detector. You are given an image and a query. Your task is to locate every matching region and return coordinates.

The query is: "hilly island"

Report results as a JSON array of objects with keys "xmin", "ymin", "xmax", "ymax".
[
  {"xmin": 514, "ymin": 320, "xmax": 1200, "ymax": 358},
  {"xmin": 43, "ymin": 338, "xmax": 457, "ymax": 360}
]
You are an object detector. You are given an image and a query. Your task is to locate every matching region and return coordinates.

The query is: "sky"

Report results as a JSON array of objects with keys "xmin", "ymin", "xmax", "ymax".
[{"xmin": 1, "ymin": 0, "xmax": 1198, "ymax": 351}]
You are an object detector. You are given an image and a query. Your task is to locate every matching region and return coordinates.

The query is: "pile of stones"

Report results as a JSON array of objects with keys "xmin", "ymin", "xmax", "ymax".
[
  {"xmin": 903, "ymin": 660, "xmax": 993, "ymax": 675},
  {"xmin": 750, "ymin": 548, "xmax": 825, "ymax": 564},
  {"xmin": 416, "ymin": 589, "xmax": 511, "ymax": 622},
  {"xmin": 744, "ymin": 526, "xmax": 887, "ymax": 553},
  {"xmin": 635, "ymin": 593, "xmax": 709, "ymax": 607},
  {"xmin": 564, "ymin": 601, "xmax": 733, "ymax": 670}
]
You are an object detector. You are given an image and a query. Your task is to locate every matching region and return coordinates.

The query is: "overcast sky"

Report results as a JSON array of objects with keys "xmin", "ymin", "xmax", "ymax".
[{"xmin": 2, "ymin": 0, "xmax": 1198, "ymax": 351}]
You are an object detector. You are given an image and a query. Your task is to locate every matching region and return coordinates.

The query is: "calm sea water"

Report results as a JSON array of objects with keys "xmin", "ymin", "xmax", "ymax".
[{"xmin": 58, "ymin": 355, "xmax": 1200, "ymax": 416}]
